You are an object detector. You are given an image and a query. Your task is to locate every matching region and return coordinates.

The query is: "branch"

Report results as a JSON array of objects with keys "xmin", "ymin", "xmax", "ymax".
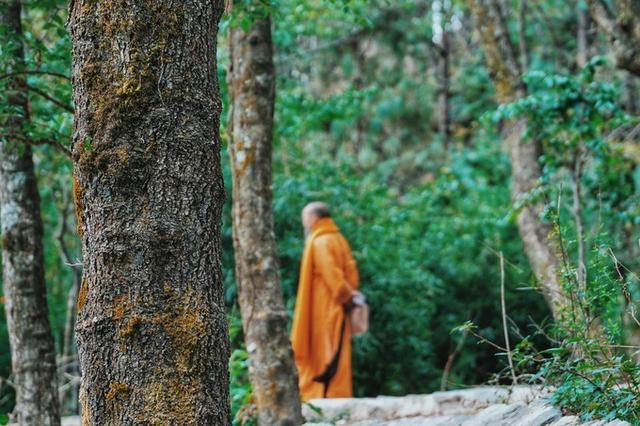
[
  {"xmin": 0, "ymin": 133, "xmax": 72, "ymax": 158},
  {"xmin": 0, "ymin": 70, "xmax": 71, "ymax": 81},
  {"xmin": 24, "ymin": 83, "xmax": 74, "ymax": 114},
  {"xmin": 500, "ymin": 252, "xmax": 518, "ymax": 386},
  {"xmin": 469, "ymin": 0, "xmax": 524, "ymax": 102},
  {"xmin": 31, "ymin": 138, "xmax": 72, "ymax": 158},
  {"xmin": 585, "ymin": 0, "xmax": 618, "ymax": 37},
  {"xmin": 441, "ymin": 326, "xmax": 468, "ymax": 391},
  {"xmin": 586, "ymin": 0, "xmax": 640, "ymax": 75},
  {"xmin": 277, "ymin": 28, "xmax": 368, "ymax": 61}
]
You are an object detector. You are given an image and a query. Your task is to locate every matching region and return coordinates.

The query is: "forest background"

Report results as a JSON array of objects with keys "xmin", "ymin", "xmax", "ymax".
[{"xmin": 1, "ymin": 0, "xmax": 639, "ymax": 424}]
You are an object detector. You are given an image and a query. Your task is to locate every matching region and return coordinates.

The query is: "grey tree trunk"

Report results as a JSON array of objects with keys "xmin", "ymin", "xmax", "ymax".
[
  {"xmin": 228, "ymin": 15, "xmax": 304, "ymax": 426},
  {"xmin": 469, "ymin": 0, "xmax": 569, "ymax": 319},
  {"xmin": 68, "ymin": 0, "xmax": 229, "ymax": 424},
  {"xmin": 0, "ymin": 1, "xmax": 61, "ymax": 425}
]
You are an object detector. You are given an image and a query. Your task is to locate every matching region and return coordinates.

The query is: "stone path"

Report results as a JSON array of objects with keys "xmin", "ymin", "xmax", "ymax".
[
  {"xmin": 50, "ymin": 386, "xmax": 631, "ymax": 426},
  {"xmin": 302, "ymin": 386, "xmax": 631, "ymax": 426}
]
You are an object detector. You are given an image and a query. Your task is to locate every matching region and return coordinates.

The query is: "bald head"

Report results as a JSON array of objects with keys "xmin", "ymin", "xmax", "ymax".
[{"xmin": 302, "ymin": 202, "xmax": 331, "ymax": 233}]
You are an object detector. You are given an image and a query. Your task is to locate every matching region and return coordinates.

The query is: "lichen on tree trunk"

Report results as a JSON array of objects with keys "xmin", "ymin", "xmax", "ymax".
[
  {"xmin": 0, "ymin": 1, "xmax": 61, "ymax": 424},
  {"xmin": 227, "ymin": 13, "xmax": 304, "ymax": 426},
  {"xmin": 68, "ymin": 0, "xmax": 229, "ymax": 424}
]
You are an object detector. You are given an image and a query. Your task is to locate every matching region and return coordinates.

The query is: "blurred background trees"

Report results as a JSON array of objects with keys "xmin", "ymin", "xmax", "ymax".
[{"xmin": 1, "ymin": 0, "xmax": 639, "ymax": 424}]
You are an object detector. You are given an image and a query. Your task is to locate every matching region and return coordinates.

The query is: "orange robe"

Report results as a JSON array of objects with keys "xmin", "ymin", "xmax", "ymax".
[{"xmin": 291, "ymin": 217, "xmax": 359, "ymax": 400}]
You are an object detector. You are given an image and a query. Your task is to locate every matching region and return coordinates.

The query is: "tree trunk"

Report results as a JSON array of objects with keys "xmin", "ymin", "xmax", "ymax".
[
  {"xmin": 624, "ymin": 74, "xmax": 639, "ymax": 114},
  {"xmin": 518, "ymin": 0, "xmax": 529, "ymax": 72},
  {"xmin": 0, "ymin": 2, "xmax": 61, "ymax": 425},
  {"xmin": 577, "ymin": 2, "xmax": 590, "ymax": 68},
  {"xmin": 586, "ymin": 0, "xmax": 640, "ymax": 76},
  {"xmin": 68, "ymin": 1, "xmax": 229, "ymax": 424},
  {"xmin": 469, "ymin": 0, "xmax": 568, "ymax": 319},
  {"xmin": 505, "ymin": 120, "xmax": 567, "ymax": 315},
  {"xmin": 437, "ymin": 30, "xmax": 451, "ymax": 150},
  {"xmin": 228, "ymin": 15, "xmax": 304, "ymax": 426}
]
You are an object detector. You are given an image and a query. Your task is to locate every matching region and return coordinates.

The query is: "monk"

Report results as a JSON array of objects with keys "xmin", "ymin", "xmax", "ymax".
[{"xmin": 291, "ymin": 202, "xmax": 360, "ymax": 400}]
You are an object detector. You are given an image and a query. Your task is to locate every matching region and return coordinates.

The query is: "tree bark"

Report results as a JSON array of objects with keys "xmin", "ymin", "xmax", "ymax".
[
  {"xmin": 228, "ymin": 15, "xmax": 304, "ymax": 426},
  {"xmin": 437, "ymin": 30, "xmax": 451, "ymax": 149},
  {"xmin": 0, "ymin": 1, "xmax": 61, "ymax": 425},
  {"xmin": 586, "ymin": 0, "xmax": 640, "ymax": 76},
  {"xmin": 469, "ymin": 0, "xmax": 568, "ymax": 319},
  {"xmin": 624, "ymin": 74, "xmax": 639, "ymax": 114},
  {"xmin": 68, "ymin": 1, "xmax": 229, "ymax": 424},
  {"xmin": 518, "ymin": 0, "xmax": 529, "ymax": 72},
  {"xmin": 577, "ymin": 2, "xmax": 590, "ymax": 68}
]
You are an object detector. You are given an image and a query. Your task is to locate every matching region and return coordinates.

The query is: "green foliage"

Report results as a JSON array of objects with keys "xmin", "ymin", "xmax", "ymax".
[
  {"xmin": 229, "ymin": 348, "xmax": 256, "ymax": 426},
  {"xmin": 220, "ymin": 117, "xmax": 550, "ymax": 395},
  {"xmin": 483, "ymin": 61, "xmax": 640, "ymax": 423}
]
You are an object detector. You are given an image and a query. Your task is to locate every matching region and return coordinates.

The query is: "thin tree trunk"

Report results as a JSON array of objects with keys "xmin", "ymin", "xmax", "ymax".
[
  {"xmin": 56, "ymin": 190, "xmax": 81, "ymax": 414},
  {"xmin": 571, "ymin": 150, "xmax": 587, "ymax": 291},
  {"xmin": 433, "ymin": 0, "xmax": 452, "ymax": 150},
  {"xmin": 228, "ymin": 14, "xmax": 304, "ymax": 426},
  {"xmin": 437, "ymin": 30, "xmax": 451, "ymax": 150},
  {"xmin": 350, "ymin": 39, "xmax": 367, "ymax": 154},
  {"xmin": 577, "ymin": 1, "xmax": 589, "ymax": 68},
  {"xmin": 469, "ymin": 0, "xmax": 569, "ymax": 319},
  {"xmin": 518, "ymin": 0, "xmax": 529, "ymax": 72},
  {"xmin": 68, "ymin": 1, "xmax": 229, "ymax": 424},
  {"xmin": 506, "ymin": 120, "xmax": 567, "ymax": 315},
  {"xmin": 624, "ymin": 75, "xmax": 639, "ymax": 114},
  {"xmin": 0, "ymin": 2, "xmax": 61, "ymax": 425},
  {"xmin": 60, "ymin": 274, "xmax": 80, "ymax": 414}
]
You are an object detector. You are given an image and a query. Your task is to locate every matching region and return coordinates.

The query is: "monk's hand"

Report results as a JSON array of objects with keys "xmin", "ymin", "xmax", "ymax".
[{"xmin": 344, "ymin": 293, "xmax": 357, "ymax": 312}]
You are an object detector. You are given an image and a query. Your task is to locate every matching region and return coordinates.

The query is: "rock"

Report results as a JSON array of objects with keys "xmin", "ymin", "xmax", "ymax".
[
  {"xmin": 551, "ymin": 416, "xmax": 582, "ymax": 426},
  {"xmin": 460, "ymin": 403, "xmax": 528, "ymax": 426},
  {"xmin": 302, "ymin": 386, "xmax": 546, "ymax": 423},
  {"xmin": 301, "ymin": 387, "xmax": 631, "ymax": 426},
  {"xmin": 346, "ymin": 416, "xmax": 471, "ymax": 426},
  {"xmin": 303, "ymin": 395, "xmax": 438, "ymax": 422},
  {"xmin": 516, "ymin": 405, "xmax": 562, "ymax": 425}
]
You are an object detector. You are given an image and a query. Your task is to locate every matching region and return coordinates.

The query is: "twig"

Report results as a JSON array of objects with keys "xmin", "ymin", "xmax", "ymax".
[
  {"xmin": 571, "ymin": 146, "xmax": 587, "ymax": 292},
  {"xmin": 24, "ymin": 82, "xmax": 74, "ymax": 114},
  {"xmin": 0, "ymin": 70, "xmax": 71, "ymax": 81},
  {"xmin": 441, "ymin": 327, "xmax": 468, "ymax": 391},
  {"xmin": 607, "ymin": 248, "xmax": 640, "ymax": 328},
  {"xmin": 467, "ymin": 327, "xmax": 508, "ymax": 352},
  {"xmin": 0, "ymin": 133, "xmax": 72, "ymax": 158},
  {"xmin": 31, "ymin": 138, "xmax": 73, "ymax": 158},
  {"xmin": 623, "ymin": 123, "xmax": 640, "ymax": 143},
  {"xmin": 500, "ymin": 252, "xmax": 518, "ymax": 385}
]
